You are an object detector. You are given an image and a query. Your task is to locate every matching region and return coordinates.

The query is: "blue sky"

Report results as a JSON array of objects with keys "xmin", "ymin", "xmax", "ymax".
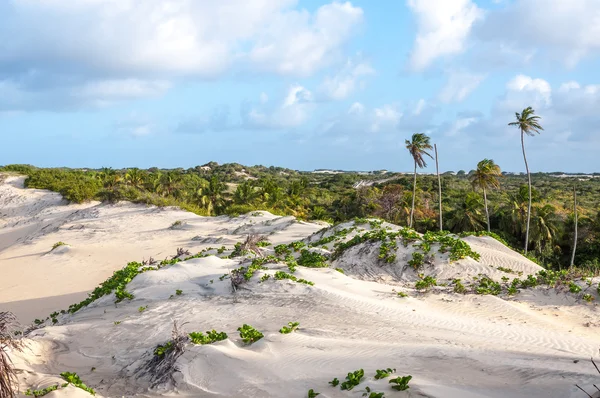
[{"xmin": 1, "ymin": 0, "xmax": 599, "ymax": 172}]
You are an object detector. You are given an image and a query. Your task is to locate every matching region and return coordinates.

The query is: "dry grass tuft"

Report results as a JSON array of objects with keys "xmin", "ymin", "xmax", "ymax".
[{"xmin": 1, "ymin": 312, "xmax": 24, "ymax": 398}]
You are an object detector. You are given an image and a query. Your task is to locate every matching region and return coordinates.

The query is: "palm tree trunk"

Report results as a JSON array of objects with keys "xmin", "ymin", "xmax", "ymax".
[
  {"xmin": 410, "ymin": 161, "xmax": 417, "ymax": 228},
  {"xmin": 521, "ymin": 130, "xmax": 532, "ymax": 255},
  {"xmin": 570, "ymin": 185, "xmax": 578, "ymax": 267},
  {"xmin": 435, "ymin": 144, "xmax": 442, "ymax": 231},
  {"xmin": 483, "ymin": 187, "xmax": 490, "ymax": 233}
]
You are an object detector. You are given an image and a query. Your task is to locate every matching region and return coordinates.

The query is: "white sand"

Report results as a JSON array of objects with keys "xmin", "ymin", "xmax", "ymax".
[{"xmin": 1, "ymin": 175, "xmax": 600, "ymax": 398}]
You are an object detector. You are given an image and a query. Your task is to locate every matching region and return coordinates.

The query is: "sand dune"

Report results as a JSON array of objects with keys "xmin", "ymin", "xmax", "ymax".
[{"xmin": 1, "ymin": 175, "xmax": 600, "ymax": 398}]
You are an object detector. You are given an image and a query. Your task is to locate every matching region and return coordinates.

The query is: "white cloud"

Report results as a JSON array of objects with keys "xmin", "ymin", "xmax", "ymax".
[
  {"xmin": 115, "ymin": 112, "xmax": 157, "ymax": 137},
  {"xmin": 319, "ymin": 56, "xmax": 375, "ymax": 100},
  {"xmin": 370, "ymin": 105, "xmax": 402, "ymax": 133},
  {"xmin": 0, "ymin": 0, "xmax": 364, "ymax": 111},
  {"xmin": 438, "ymin": 71, "xmax": 485, "ymax": 103},
  {"xmin": 249, "ymin": 1, "xmax": 364, "ymax": 76},
  {"xmin": 476, "ymin": 0, "xmax": 600, "ymax": 68},
  {"xmin": 243, "ymin": 84, "xmax": 314, "ymax": 129},
  {"xmin": 497, "ymin": 74, "xmax": 552, "ymax": 111},
  {"xmin": 73, "ymin": 79, "xmax": 171, "ymax": 103},
  {"xmin": 407, "ymin": 0, "xmax": 483, "ymax": 71}
]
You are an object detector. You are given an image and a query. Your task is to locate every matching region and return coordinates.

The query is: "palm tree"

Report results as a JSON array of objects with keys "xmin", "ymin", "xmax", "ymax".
[
  {"xmin": 447, "ymin": 192, "xmax": 485, "ymax": 233},
  {"xmin": 405, "ymin": 133, "xmax": 433, "ymax": 229},
  {"xmin": 470, "ymin": 159, "xmax": 502, "ymax": 232},
  {"xmin": 508, "ymin": 107, "xmax": 544, "ymax": 254}
]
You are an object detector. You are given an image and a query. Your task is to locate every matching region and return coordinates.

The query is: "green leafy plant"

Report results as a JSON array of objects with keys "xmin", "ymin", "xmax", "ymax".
[
  {"xmin": 415, "ymin": 275, "xmax": 437, "ymax": 291},
  {"xmin": 237, "ymin": 324, "xmax": 264, "ymax": 345},
  {"xmin": 583, "ymin": 294, "xmax": 594, "ymax": 303},
  {"xmin": 175, "ymin": 289, "xmax": 183, "ymax": 296},
  {"xmin": 374, "ymin": 368, "xmax": 395, "ymax": 380},
  {"xmin": 113, "ymin": 321, "xmax": 122, "ymax": 325},
  {"xmin": 297, "ymin": 249, "xmax": 328, "ymax": 268},
  {"xmin": 274, "ymin": 271, "xmax": 314, "ymax": 286},
  {"xmin": 279, "ymin": 322, "xmax": 299, "ymax": 334},
  {"xmin": 289, "ymin": 241, "xmax": 306, "ymax": 252},
  {"xmin": 341, "ymin": 369, "xmax": 365, "ymax": 391},
  {"xmin": 329, "ymin": 378, "xmax": 340, "ymax": 387},
  {"xmin": 274, "ymin": 244, "xmax": 292, "ymax": 257},
  {"xmin": 60, "ymin": 372, "xmax": 95, "ymax": 395},
  {"xmin": 389, "ymin": 375, "xmax": 412, "ymax": 391},
  {"xmin": 408, "ymin": 252, "xmax": 425, "ymax": 269},
  {"xmin": 362, "ymin": 386, "xmax": 385, "ymax": 398},
  {"xmin": 397, "ymin": 291, "xmax": 408, "ymax": 298},
  {"xmin": 569, "ymin": 282, "xmax": 582, "ymax": 294},
  {"xmin": 335, "ymin": 268, "xmax": 345, "ymax": 274},
  {"xmin": 153, "ymin": 341, "xmax": 174, "ymax": 358},
  {"xmin": 260, "ymin": 274, "xmax": 271, "ymax": 282},
  {"xmin": 138, "ymin": 306, "xmax": 148, "ymax": 313},
  {"xmin": 453, "ymin": 279, "xmax": 467, "ymax": 294},
  {"xmin": 25, "ymin": 385, "xmax": 61, "ymax": 396},
  {"xmin": 475, "ymin": 276, "xmax": 502, "ymax": 295},
  {"xmin": 307, "ymin": 389, "xmax": 320, "ymax": 398},
  {"xmin": 189, "ymin": 330, "xmax": 228, "ymax": 345}
]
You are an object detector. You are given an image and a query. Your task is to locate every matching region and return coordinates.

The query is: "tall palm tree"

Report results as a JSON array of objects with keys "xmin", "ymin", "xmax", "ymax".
[
  {"xmin": 405, "ymin": 133, "xmax": 433, "ymax": 228},
  {"xmin": 447, "ymin": 192, "xmax": 485, "ymax": 233},
  {"xmin": 470, "ymin": 159, "xmax": 502, "ymax": 232},
  {"xmin": 508, "ymin": 107, "xmax": 543, "ymax": 254}
]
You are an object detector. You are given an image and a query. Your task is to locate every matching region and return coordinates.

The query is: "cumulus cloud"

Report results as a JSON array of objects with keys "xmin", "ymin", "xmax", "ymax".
[
  {"xmin": 475, "ymin": 0, "xmax": 600, "ymax": 68},
  {"xmin": 407, "ymin": 0, "xmax": 483, "ymax": 71},
  {"xmin": 242, "ymin": 84, "xmax": 315, "ymax": 129},
  {"xmin": 318, "ymin": 56, "xmax": 375, "ymax": 100},
  {"xmin": 438, "ymin": 71, "xmax": 486, "ymax": 103},
  {"xmin": 0, "ymin": 0, "xmax": 364, "ymax": 111}
]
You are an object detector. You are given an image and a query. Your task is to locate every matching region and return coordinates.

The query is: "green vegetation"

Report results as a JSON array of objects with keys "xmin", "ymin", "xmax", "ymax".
[
  {"xmin": 415, "ymin": 275, "xmax": 437, "ymax": 291},
  {"xmin": 340, "ymin": 369, "xmax": 365, "ymax": 391},
  {"xmin": 24, "ymin": 385, "xmax": 61, "ymax": 396},
  {"xmin": 237, "ymin": 324, "xmax": 264, "ymax": 345},
  {"xmin": 374, "ymin": 368, "xmax": 396, "ymax": 380},
  {"xmin": 60, "ymin": 372, "xmax": 95, "ymax": 395},
  {"xmin": 138, "ymin": 306, "xmax": 148, "ymax": 313},
  {"xmin": 189, "ymin": 330, "xmax": 228, "ymax": 345},
  {"xmin": 153, "ymin": 341, "xmax": 174, "ymax": 358},
  {"xmin": 175, "ymin": 289, "xmax": 183, "ymax": 296},
  {"xmin": 4, "ymin": 162, "xmax": 599, "ymax": 271},
  {"xmin": 51, "ymin": 242, "xmax": 67, "ymax": 251},
  {"xmin": 297, "ymin": 250, "xmax": 328, "ymax": 268},
  {"xmin": 389, "ymin": 375, "xmax": 412, "ymax": 391},
  {"xmin": 307, "ymin": 389, "xmax": 320, "ymax": 398},
  {"xmin": 329, "ymin": 378, "xmax": 340, "ymax": 387},
  {"xmin": 408, "ymin": 252, "xmax": 425, "ymax": 269},
  {"xmin": 279, "ymin": 322, "xmax": 300, "ymax": 334},
  {"xmin": 273, "ymin": 271, "xmax": 314, "ymax": 286}
]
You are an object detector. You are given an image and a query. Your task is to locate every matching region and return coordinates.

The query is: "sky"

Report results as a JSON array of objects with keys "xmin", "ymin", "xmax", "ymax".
[{"xmin": 1, "ymin": 0, "xmax": 599, "ymax": 173}]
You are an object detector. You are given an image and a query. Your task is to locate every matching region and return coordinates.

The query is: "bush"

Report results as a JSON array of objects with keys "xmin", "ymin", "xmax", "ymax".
[
  {"xmin": 408, "ymin": 252, "xmax": 425, "ymax": 269},
  {"xmin": 415, "ymin": 275, "xmax": 437, "ymax": 291},
  {"xmin": 297, "ymin": 249, "xmax": 328, "ymax": 268}
]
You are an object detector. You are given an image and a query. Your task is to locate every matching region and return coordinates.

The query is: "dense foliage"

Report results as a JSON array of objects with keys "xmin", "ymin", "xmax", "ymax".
[{"xmin": 2, "ymin": 163, "xmax": 599, "ymax": 270}]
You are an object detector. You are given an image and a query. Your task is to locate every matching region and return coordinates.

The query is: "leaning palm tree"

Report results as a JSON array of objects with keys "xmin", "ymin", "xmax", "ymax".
[
  {"xmin": 509, "ymin": 107, "xmax": 543, "ymax": 255},
  {"xmin": 405, "ymin": 133, "xmax": 433, "ymax": 228},
  {"xmin": 470, "ymin": 159, "xmax": 502, "ymax": 233}
]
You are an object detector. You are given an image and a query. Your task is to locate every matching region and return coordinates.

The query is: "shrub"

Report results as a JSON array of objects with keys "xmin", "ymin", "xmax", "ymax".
[
  {"xmin": 237, "ymin": 324, "xmax": 264, "ymax": 345},
  {"xmin": 274, "ymin": 244, "xmax": 292, "ymax": 257},
  {"xmin": 389, "ymin": 375, "xmax": 412, "ymax": 391},
  {"xmin": 279, "ymin": 322, "xmax": 299, "ymax": 334},
  {"xmin": 569, "ymin": 282, "xmax": 582, "ymax": 294},
  {"xmin": 189, "ymin": 330, "xmax": 228, "ymax": 345},
  {"xmin": 475, "ymin": 277, "xmax": 502, "ymax": 295}
]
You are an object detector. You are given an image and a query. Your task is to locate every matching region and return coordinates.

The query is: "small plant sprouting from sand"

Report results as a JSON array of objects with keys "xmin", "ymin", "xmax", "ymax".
[
  {"xmin": 237, "ymin": 324, "xmax": 264, "ymax": 345},
  {"xmin": 415, "ymin": 275, "xmax": 437, "ymax": 292},
  {"xmin": 329, "ymin": 378, "xmax": 340, "ymax": 387},
  {"xmin": 169, "ymin": 220, "xmax": 183, "ymax": 229},
  {"xmin": 175, "ymin": 248, "xmax": 191, "ymax": 258},
  {"xmin": 138, "ymin": 306, "xmax": 148, "ymax": 313},
  {"xmin": 51, "ymin": 241, "xmax": 68, "ymax": 251},
  {"xmin": 340, "ymin": 369, "xmax": 365, "ymax": 391},
  {"xmin": 60, "ymin": 372, "xmax": 95, "ymax": 395},
  {"xmin": 24, "ymin": 384, "xmax": 62, "ymax": 396},
  {"xmin": 279, "ymin": 322, "xmax": 299, "ymax": 334},
  {"xmin": 389, "ymin": 375, "xmax": 412, "ymax": 391},
  {"xmin": 307, "ymin": 389, "xmax": 320, "ymax": 397},
  {"xmin": 1, "ymin": 312, "xmax": 24, "ymax": 398},
  {"xmin": 361, "ymin": 386, "xmax": 384, "ymax": 398},
  {"xmin": 374, "ymin": 368, "xmax": 396, "ymax": 380}
]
